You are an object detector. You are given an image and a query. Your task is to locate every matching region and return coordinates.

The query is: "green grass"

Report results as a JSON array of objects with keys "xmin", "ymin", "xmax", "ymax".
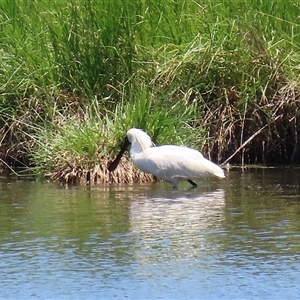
[
  {"xmin": 0, "ymin": 0, "xmax": 300, "ymax": 180},
  {"xmin": 29, "ymin": 85, "xmax": 201, "ymax": 183}
]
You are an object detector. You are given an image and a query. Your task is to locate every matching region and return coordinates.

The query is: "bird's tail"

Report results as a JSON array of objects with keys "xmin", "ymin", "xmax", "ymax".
[
  {"xmin": 206, "ymin": 160, "xmax": 225, "ymax": 178},
  {"xmin": 213, "ymin": 167, "xmax": 225, "ymax": 178}
]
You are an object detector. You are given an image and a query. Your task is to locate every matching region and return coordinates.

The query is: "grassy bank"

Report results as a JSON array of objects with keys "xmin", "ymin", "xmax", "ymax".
[{"xmin": 0, "ymin": 0, "xmax": 299, "ymax": 183}]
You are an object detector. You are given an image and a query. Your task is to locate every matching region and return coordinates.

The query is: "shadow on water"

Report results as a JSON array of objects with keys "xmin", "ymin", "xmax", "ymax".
[{"xmin": 0, "ymin": 168, "xmax": 300, "ymax": 299}]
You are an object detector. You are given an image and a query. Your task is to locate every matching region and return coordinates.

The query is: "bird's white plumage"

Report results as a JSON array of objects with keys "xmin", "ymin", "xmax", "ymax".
[{"xmin": 126, "ymin": 128, "xmax": 225, "ymax": 188}]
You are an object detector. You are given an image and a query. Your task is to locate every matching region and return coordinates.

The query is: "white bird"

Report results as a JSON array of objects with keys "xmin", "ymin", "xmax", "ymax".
[{"xmin": 108, "ymin": 128, "xmax": 225, "ymax": 188}]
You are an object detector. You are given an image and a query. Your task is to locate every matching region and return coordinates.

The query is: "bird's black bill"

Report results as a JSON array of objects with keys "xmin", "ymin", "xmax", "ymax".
[
  {"xmin": 107, "ymin": 136, "xmax": 130, "ymax": 172},
  {"xmin": 187, "ymin": 179, "xmax": 198, "ymax": 188}
]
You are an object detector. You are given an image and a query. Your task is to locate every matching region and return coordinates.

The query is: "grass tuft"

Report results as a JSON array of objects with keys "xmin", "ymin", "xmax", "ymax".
[{"xmin": 28, "ymin": 87, "xmax": 200, "ymax": 184}]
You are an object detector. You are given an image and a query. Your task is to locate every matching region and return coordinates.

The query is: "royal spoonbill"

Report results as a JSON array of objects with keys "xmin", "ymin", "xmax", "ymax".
[{"xmin": 108, "ymin": 128, "xmax": 225, "ymax": 188}]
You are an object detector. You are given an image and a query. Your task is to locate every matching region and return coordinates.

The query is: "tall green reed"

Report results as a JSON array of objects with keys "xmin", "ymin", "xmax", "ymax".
[
  {"xmin": 0, "ymin": 0, "xmax": 204, "ymax": 108},
  {"xmin": 1, "ymin": 0, "xmax": 300, "ymax": 173}
]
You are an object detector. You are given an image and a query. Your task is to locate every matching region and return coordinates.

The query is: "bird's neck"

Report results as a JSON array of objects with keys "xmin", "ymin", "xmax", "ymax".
[{"xmin": 131, "ymin": 141, "xmax": 150, "ymax": 154}]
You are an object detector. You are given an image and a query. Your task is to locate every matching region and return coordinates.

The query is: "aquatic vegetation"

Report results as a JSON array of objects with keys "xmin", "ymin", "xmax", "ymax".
[
  {"xmin": 0, "ymin": 0, "xmax": 299, "ymax": 182},
  {"xmin": 28, "ymin": 89, "xmax": 199, "ymax": 184}
]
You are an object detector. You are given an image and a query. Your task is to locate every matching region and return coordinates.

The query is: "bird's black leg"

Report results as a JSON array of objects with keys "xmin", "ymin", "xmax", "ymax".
[{"xmin": 187, "ymin": 179, "xmax": 198, "ymax": 188}]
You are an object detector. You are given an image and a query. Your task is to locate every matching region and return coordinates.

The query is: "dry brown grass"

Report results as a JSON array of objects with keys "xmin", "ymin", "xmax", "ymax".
[
  {"xmin": 201, "ymin": 82, "xmax": 300, "ymax": 165},
  {"xmin": 49, "ymin": 156, "xmax": 153, "ymax": 185}
]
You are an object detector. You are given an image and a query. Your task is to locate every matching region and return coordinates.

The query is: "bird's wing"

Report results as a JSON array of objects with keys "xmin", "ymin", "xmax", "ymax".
[{"xmin": 144, "ymin": 145, "xmax": 224, "ymax": 179}]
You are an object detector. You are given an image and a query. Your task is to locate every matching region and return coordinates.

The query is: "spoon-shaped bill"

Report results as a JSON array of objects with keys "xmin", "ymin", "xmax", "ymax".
[{"xmin": 108, "ymin": 136, "xmax": 130, "ymax": 172}]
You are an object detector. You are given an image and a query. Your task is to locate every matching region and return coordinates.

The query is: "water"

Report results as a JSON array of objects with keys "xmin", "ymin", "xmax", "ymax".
[{"xmin": 0, "ymin": 168, "xmax": 300, "ymax": 299}]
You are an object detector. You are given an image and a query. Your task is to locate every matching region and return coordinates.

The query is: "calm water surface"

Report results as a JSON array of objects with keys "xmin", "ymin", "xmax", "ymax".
[{"xmin": 0, "ymin": 168, "xmax": 300, "ymax": 299}]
